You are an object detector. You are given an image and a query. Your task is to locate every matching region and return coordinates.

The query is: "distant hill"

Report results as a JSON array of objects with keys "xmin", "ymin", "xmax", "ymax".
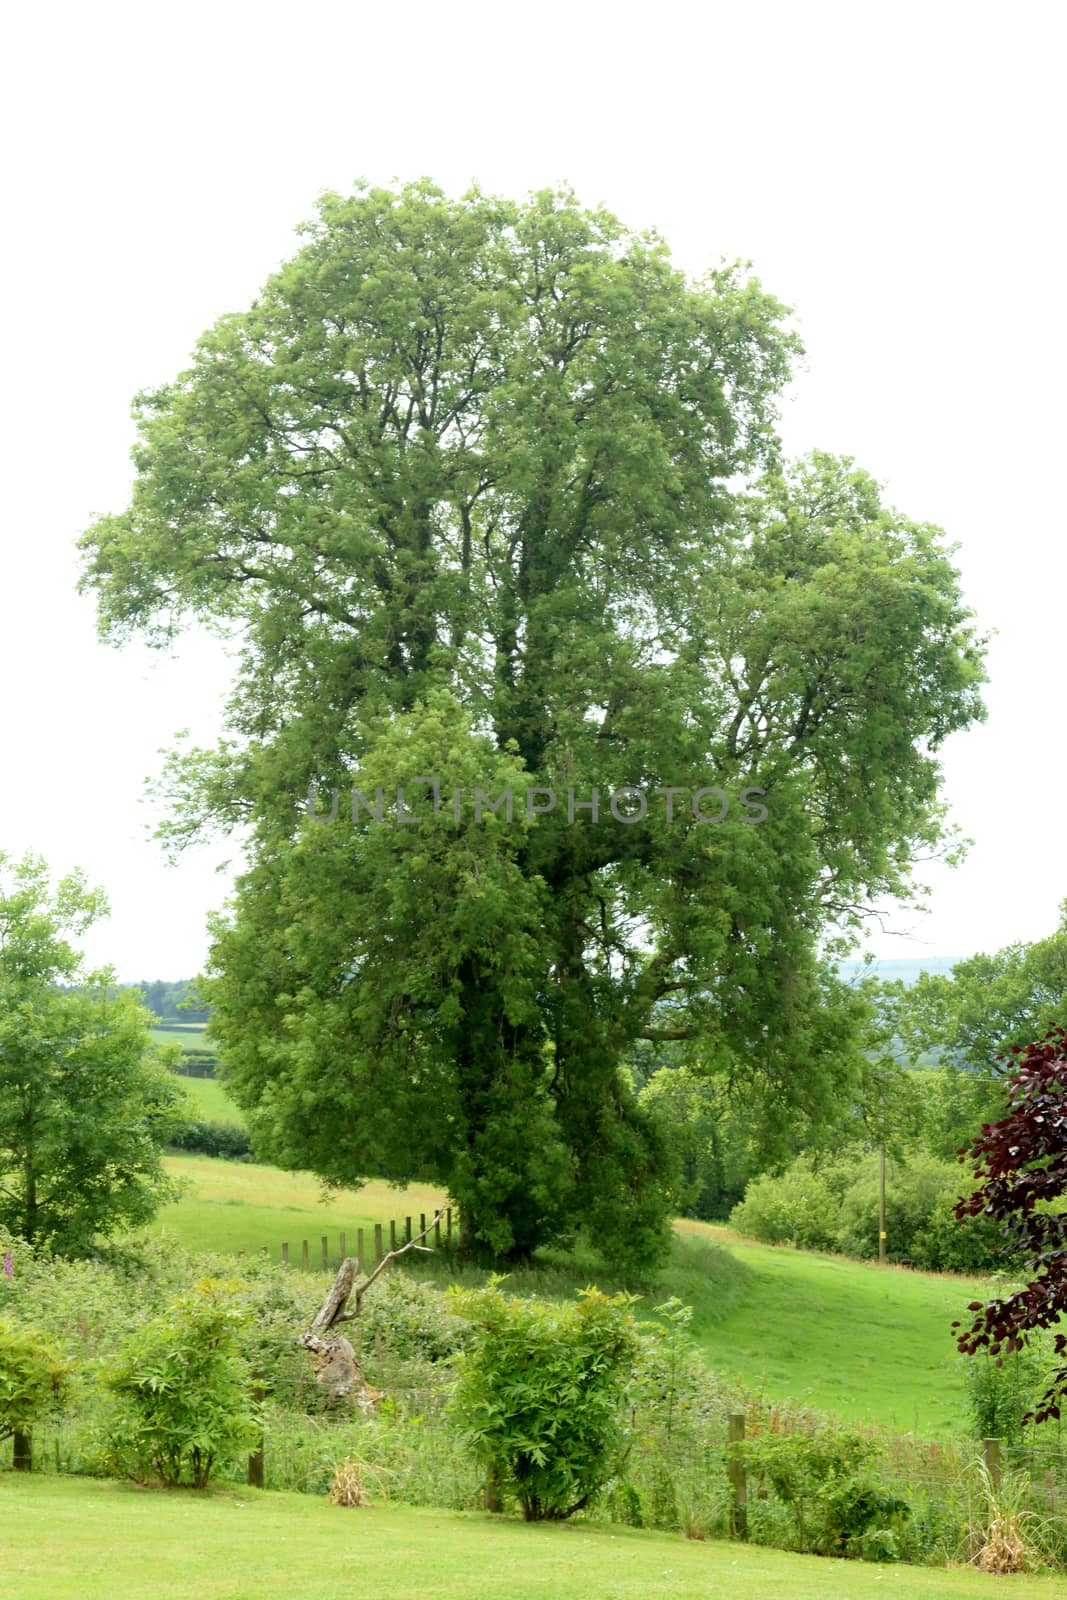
[{"xmin": 837, "ymin": 956, "xmax": 960, "ymax": 988}]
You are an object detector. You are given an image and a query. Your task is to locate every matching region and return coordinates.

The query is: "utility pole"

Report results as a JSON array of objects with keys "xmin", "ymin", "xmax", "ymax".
[{"xmin": 879, "ymin": 1143, "xmax": 887, "ymax": 1264}]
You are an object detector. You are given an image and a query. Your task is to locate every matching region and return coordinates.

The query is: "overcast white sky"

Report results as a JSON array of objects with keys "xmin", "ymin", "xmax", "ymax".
[{"xmin": 0, "ymin": 1, "xmax": 1063, "ymax": 980}]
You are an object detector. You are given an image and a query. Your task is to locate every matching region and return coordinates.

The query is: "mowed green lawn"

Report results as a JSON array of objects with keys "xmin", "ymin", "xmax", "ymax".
[
  {"xmin": 675, "ymin": 1221, "xmax": 986, "ymax": 1437},
  {"xmin": 144, "ymin": 1153, "xmax": 447, "ymax": 1262},
  {"xmin": 4, "ymin": 1477, "xmax": 1065, "ymax": 1600}
]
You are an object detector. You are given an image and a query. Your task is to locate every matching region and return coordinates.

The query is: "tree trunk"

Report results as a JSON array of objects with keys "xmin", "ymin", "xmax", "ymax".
[{"xmin": 298, "ymin": 1214, "xmax": 443, "ymax": 1408}]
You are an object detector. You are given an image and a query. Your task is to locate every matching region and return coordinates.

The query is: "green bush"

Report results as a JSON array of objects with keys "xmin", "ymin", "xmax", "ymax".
[
  {"xmin": 735, "ymin": 1427, "xmax": 909, "ymax": 1557},
  {"xmin": 620, "ymin": 1297, "xmax": 737, "ymax": 1537},
  {"xmin": 169, "ymin": 1118, "xmax": 253, "ymax": 1160},
  {"xmin": 358, "ymin": 1272, "xmax": 471, "ymax": 1365},
  {"xmin": 836, "ymin": 1152, "xmax": 1002, "ymax": 1270},
  {"xmin": 964, "ymin": 1336, "xmax": 1056, "ymax": 1447},
  {"xmin": 729, "ymin": 1159, "xmax": 840, "ymax": 1250},
  {"xmin": 911, "ymin": 1190, "xmax": 1005, "ymax": 1274},
  {"xmin": 729, "ymin": 1150, "xmax": 1006, "ymax": 1272},
  {"xmin": 447, "ymin": 1282, "xmax": 638, "ymax": 1521},
  {"xmin": 103, "ymin": 1276, "xmax": 261, "ymax": 1487},
  {"xmin": 0, "ymin": 1316, "xmax": 72, "ymax": 1443}
]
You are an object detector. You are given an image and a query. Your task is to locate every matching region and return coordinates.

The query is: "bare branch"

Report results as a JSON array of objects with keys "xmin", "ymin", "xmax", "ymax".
[
  {"xmin": 297, "ymin": 1207, "xmax": 447, "ymax": 1408},
  {"xmin": 308, "ymin": 1207, "xmax": 446, "ymax": 1334}
]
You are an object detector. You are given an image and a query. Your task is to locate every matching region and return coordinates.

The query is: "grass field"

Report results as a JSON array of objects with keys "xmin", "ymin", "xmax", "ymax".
[
  {"xmin": 140, "ymin": 1156, "xmax": 985, "ymax": 1436},
  {"xmin": 173, "ymin": 1075, "xmax": 246, "ymax": 1124},
  {"xmin": 3, "ymin": 1477, "xmax": 1065, "ymax": 1600},
  {"xmin": 146, "ymin": 1154, "xmax": 447, "ymax": 1260},
  {"xmin": 675, "ymin": 1221, "xmax": 983, "ymax": 1437},
  {"xmin": 149, "ymin": 1023, "xmax": 212, "ymax": 1051}
]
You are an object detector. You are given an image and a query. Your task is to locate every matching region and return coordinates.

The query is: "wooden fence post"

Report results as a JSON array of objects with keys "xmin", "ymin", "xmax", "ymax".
[
  {"xmin": 301, "ymin": 1239, "xmax": 309, "ymax": 1273},
  {"xmin": 728, "ymin": 1412, "xmax": 748, "ymax": 1540},
  {"xmin": 405, "ymin": 1216, "xmax": 412, "ymax": 1244},
  {"xmin": 321, "ymin": 1235, "xmax": 329, "ymax": 1271},
  {"xmin": 12, "ymin": 1431, "xmax": 31, "ymax": 1472},
  {"xmin": 374, "ymin": 1224, "xmax": 383, "ymax": 1265},
  {"xmin": 434, "ymin": 1214, "xmax": 441, "ymax": 1249},
  {"xmin": 983, "ymin": 1437, "xmax": 1002, "ymax": 1490},
  {"xmin": 281, "ymin": 1242, "xmax": 289, "ymax": 1267},
  {"xmin": 357, "ymin": 1228, "xmax": 364, "ymax": 1270},
  {"xmin": 247, "ymin": 1381, "xmax": 266, "ymax": 1488},
  {"xmin": 390, "ymin": 1220, "xmax": 397, "ymax": 1252},
  {"xmin": 339, "ymin": 1231, "xmax": 346, "ymax": 1264}
]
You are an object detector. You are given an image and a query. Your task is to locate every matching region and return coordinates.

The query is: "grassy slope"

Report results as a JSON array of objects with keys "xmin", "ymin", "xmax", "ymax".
[
  {"xmin": 150, "ymin": 1021, "xmax": 243, "ymax": 1122},
  {"xmin": 675, "ymin": 1221, "xmax": 982, "ymax": 1437},
  {"xmin": 4, "ymin": 1478, "xmax": 1065, "ymax": 1600},
  {"xmin": 146, "ymin": 1154, "xmax": 447, "ymax": 1260},
  {"xmin": 172, "ymin": 1075, "xmax": 246, "ymax": 1124}
]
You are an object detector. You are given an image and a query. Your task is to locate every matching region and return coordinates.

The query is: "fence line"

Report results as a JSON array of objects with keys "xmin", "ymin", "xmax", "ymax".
[{"xmin": 241, "ymin": 1208, "xmax": 455, "ymax": 1273}]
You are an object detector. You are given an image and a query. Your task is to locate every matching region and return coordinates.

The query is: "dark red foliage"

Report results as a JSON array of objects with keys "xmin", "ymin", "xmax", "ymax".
[{"xmin": 952, "ymin": 1024, "xmax": 1067, "ymax": 1425}]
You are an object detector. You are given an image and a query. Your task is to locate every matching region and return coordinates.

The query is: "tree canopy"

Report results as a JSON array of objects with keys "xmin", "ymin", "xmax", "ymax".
[
  {"xmin": 888, "ymin": 907, "xmax": 1067, "ymax": 1071},
  {"xmin": 0, "ymin": 852, "xmax": 186, "ymax": 1252},
  {"xmin": 79, "ymin": 181, "xmax": 987, "ymax": 1263}
]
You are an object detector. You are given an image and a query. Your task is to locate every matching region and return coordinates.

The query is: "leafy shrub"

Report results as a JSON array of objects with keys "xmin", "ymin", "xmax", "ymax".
[
  {"xmin": 837, "ymin": 1153, "xmax": 978, "ymax": 1266},
  {"xmin": 964, "ymin": 1337, "xmax": 1055, "ymax": 1448},
  {"xmin": 0, "ymin": 1317, "xmax": 72, "ymax": 1442},
  {"xmin": 735, "ymin": 1427, "xmax": 909, "ymax": 1557},
  {"xmin": 730, "ymin": 1151, "xmax": 1005, "ymax": 1272},
  {"xmin": 621, "ymin": 1297, "xmax": 737, "ymax": 1536},
  {"xmin": 103, "ymin": 1277, "xmax": 261, "ymax": 1487},
  {"xmin": 911, "ymin": 1190, "xmax": 1005, "ymax": 1274},
  {"xmin": 448, "ymin": 1282, "xmax": 638, "ymax": 1520},
  {"xmin": 169, "ymin": 1118, "xmax": 253, "ymax": 1160},
  {"xmin": 729, "ymin": 1159, "xmax": 839, "ymax": 1250},
  {"xmin": 358, "ymin": 1272, "xmax": 471, "ymax": 1364}
]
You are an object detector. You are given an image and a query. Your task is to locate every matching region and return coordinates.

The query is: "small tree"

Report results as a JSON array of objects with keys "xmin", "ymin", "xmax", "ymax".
[
  {"xmin": 104, "ymin": 1278, "xmax": 260, "ymax": 1487},
  {"xmin": 0, "ymin": 852, "xmax": 187, "ymax": 1253},
  {"xmin": 448, "ymin": 1282, "xmax": 638, "ymax": 1521},
  {"xmin": 0, "ymin": 1317, "xmax": 71, "ymax": 1469},
  {"xmin": 953, "ymin": 1025, "xmax": 1067, "ymax": 1423}
]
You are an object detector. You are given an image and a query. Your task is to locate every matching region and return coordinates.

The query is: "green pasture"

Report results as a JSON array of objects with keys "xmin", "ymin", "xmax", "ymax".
[
  {"xmin": 173, "ymin": 1074, "xmax": 246, "ymax": 1124},
  {"xmin": 675, "ymin": 1221, "xmax": 985, "ymax": 1438},
  {"xmin": 149, "ymin": 1024, "xmax": 212, "ymax": 1051},
  {"xmin": 3, "ymin": 1477, "xmax": 1064, "ymax": 1600},
  {"xmin": 144, "ymin": 1154, "xmax": 448, "ymax": 1261}
]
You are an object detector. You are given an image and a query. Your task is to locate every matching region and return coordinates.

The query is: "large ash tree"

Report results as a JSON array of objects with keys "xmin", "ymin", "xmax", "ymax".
[{"xmin": 80, "ymin": 182, "xmax": 986, "ymax": 1265}]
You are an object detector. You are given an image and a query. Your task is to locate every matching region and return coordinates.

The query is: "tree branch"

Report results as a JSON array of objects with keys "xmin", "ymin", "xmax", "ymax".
[{"xmin": 308, "ymin": 1207, "xmax": 446, "ymax": 1333}]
